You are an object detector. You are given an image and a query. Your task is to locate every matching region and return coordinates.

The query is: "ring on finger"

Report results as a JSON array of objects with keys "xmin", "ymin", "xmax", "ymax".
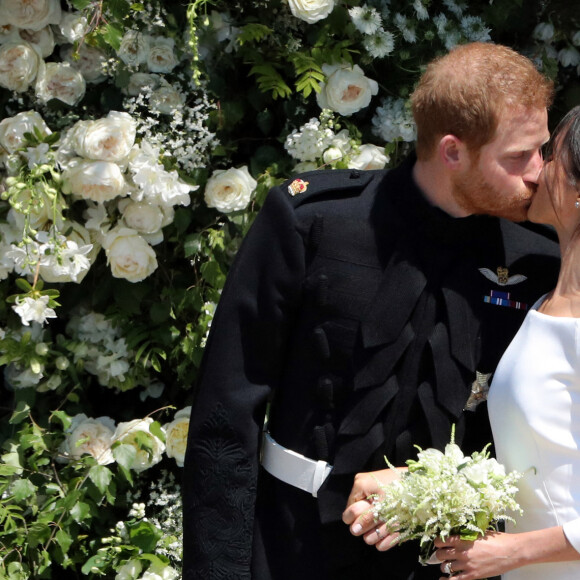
[
  {"xmin": 375, "ymin": 528, "xmax": 381, "ymax": 539},
  {"xmin": 443, "ymin": 561, "xmax": 454, "ymax": 575}
]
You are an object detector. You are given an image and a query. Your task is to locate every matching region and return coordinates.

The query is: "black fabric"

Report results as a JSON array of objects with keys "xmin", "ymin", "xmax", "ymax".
[{"xmin": 182, "ymin": 157, "xmax": 560, "ymax": 580}]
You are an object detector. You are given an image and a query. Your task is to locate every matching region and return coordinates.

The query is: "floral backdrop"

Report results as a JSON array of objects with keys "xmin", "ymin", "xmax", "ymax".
[{"xmin": 0, "ymin": 0, "xmax": 579, "ymax": 578}]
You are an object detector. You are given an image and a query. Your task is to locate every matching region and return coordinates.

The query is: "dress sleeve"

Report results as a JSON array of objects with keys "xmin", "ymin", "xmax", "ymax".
[{"xmin": 181, "ymin": 185, "xmax": 306, "ymax": 579}]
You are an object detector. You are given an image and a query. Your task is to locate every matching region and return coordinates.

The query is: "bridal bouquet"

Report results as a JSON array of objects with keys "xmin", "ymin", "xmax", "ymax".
[{"xmin": 371, "ymin": 432, "xmax": 523, "ymax": 564}]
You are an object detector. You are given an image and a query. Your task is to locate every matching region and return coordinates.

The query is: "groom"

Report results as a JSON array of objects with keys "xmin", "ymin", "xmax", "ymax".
[{"xmin": 182, "ymin": 42, "xmax": 560, "ymax": 579}]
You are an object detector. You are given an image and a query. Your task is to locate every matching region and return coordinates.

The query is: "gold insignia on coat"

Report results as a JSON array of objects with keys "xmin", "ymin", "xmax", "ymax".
[
  {"xmin": 478, "ymin": 267, "xmax": 527, "ymax": 286},
  {"xmin": 464, "ymin": 371, "xmax": 492, "ymax": 412},
  {"xmin": 288, "ymin": 179, "xmax": 309, "ymax": 196}
]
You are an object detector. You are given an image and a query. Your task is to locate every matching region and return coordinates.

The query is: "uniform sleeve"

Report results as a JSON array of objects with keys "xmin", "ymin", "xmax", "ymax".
[
  {"xmin": 182, "ymin": 185, "xmax": 306, "ymax": 579},
  {"xmin": 563, "ymin": 519, "xmax": 580, "ymax": 554}
]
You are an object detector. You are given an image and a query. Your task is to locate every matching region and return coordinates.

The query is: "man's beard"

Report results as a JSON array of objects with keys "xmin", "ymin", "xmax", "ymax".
[{"xmin": 451, "ymin": 166, "xmax": 535, "ymax": 222}]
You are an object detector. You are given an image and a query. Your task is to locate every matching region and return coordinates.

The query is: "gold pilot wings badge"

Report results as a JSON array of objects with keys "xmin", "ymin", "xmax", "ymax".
[{"xmin": 479, "ymin": 266, "xmax": 527, "ymax": 286}]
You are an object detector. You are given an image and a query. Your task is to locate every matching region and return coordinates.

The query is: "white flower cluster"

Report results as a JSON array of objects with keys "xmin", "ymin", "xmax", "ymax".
[
  {"xmin": 285, "ymin": 113, "xmax": 389, "ymax": 171},
  {"xmin": 349, "ymin": 4, "xmax": 395, "ymax": 59},
  {"xmin": 59, "ymin": 407, "xmax": 191, "ymax": 473},
  {"xmin": 373, "ymin": 438, "xmax": 523, "ymax": 562},
  {"xmin": 371, "ymin": 97, "xmax": 417, "ymax": 144},
  {"xmin": 532, "ymin": 22, "xmax": 580, "ymax": 73},
  {"xmin": 0, "ymin": 0, "xmax": 111, "ymax": 104},
  {"xmin": 287, "ymin": 0, "xmax": 335, "ymax": 24}
]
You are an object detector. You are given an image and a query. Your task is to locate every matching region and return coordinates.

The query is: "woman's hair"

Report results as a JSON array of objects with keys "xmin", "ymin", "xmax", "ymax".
[
  {"xmin": 546, "ymin": 105, "xmax": 580, "ymax": 188},
  {"xmin": 411, "ymin": 42, "xmax": 554, "ymax": 160}
]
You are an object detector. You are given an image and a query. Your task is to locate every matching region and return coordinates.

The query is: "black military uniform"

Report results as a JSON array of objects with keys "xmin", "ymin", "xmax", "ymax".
[{"xmin": 182, "ymin": 155, "xmax": 560, "ymax": 580}]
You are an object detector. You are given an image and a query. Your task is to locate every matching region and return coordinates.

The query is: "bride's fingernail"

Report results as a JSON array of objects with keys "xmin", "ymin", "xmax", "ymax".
[{"xmin": 352, "ymin": 524, "xmax": 362, "ymax": 534}]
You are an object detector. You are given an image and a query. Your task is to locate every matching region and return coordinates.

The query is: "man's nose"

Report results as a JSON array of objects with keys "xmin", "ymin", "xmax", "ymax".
[{"xmin": 525, "ymin": 149, "xmax": 544, "ymax": 184}]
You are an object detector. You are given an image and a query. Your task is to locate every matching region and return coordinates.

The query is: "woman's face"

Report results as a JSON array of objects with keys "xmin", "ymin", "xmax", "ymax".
[{"xmin": 528, "ymin": 137, "xmax": 578, "ymax": 232}]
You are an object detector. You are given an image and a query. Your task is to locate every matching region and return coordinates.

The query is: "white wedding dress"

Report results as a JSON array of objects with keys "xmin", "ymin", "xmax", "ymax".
[{"xmin": 488, "ymin": 297, "xmax": 580, "ymax": 580}]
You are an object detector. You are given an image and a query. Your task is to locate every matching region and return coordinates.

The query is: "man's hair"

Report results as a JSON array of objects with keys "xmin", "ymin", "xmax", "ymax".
[{"xmin": 411, "ymin": 42, "xmax": 554, "ymax": 160}]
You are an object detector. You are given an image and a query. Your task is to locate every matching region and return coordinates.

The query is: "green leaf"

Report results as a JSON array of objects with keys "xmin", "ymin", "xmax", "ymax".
[
  {"xmin": 55, "ymin": 529, "xmax": 73, "ymax": 555},
  {"xmin": 70, "ymin": 501, "xmax": 91, "ymax": 524},
  {"xmin": 11, "ymin": 478, "xmax": 36, "ymax": 501},
  {"xmin": 128, "ymin": 519, "xmax": 162, "ymax": 552},
  {"xmin": 9, "ymin": 401, "xmax": 30, "ymax": 425},
  {"xmin": 28, "ymin": 522, "xmax": 51, "ymax": 548},
  {"xmin": 71, "ymin": 0, "xmax": 92, "ymax": 8},
  {"xmin": 50, "ymin": 410, "xmax": 72, "ymax": 430},
  {"xmin": 184, "ymin": 233, "xmax": 203, "ymax": 257},
  {"xmin": 149, "ymin": 421, "xmax": 165, "ymax": 443},
  {"xmin": 237, "ymin": 23, "xmax": 272, "ymax": 46},
  {"xmin": 112, "ymin": 443, "xmax": 136, "ymax": 482},
  {"xmin": 81, "ymin": 553, "xmax": 109, "ymax": 575},
  {"xmin": 102, "ymin": 23, "xmax": 124, "ymax": 51},
  {"xmin": 88, "ymin": 465, "xmax": 113, "ymax": 495}
]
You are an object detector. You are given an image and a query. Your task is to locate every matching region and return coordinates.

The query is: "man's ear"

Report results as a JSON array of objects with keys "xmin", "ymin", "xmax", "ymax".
[{"xmin": 438, "ymin": 135, "xmax": 469, "ymax": 170}]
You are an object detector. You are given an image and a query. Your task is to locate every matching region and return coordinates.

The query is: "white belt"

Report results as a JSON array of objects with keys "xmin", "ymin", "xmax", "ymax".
[{"xmin": 261, "ymin": 432, "xmax": 333, "ymax": 497}]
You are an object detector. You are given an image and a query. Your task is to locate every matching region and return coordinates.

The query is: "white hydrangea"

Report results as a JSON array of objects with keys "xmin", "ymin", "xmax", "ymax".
[
  {"xmin": 371, "ymin": 97, "xmax": 416, "ymax": 144},
  {"xmin": 284, "ymin": 117, "xmax": 335, "ymax": 162},
  {"xmin": 12, "ymin": 295, "xmax": 56, "ymax": 326}
]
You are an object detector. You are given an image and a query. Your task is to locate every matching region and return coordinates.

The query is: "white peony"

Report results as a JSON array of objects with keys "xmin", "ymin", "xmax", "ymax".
[
  {"xmin": 287, "ymin": 0, "xmax": 335, "ymax": 24},
  {"xmin": 204, "ymin": 166, "xmax": 257, "ymax": 213},
  {"xmin": 113, "ymin": 417, "xmax": 165, "ymax": 472},
  {"xmin": 0, "ymin": 110, "xmax": 50, "ymax": 154},
  {"xmin": 69, "ymin": 111, "xmax": 137, "ymax": 163},
  {"xmin": 62, "ymin": 160, "xmax": 127, "ymax": 203},
  {"xmin": 61, "ymin": 43, "xmax": 108, "ymax": 84},
  {"xmin": 58, "ymin": 11, "xmax": 88, "ymax": 43},
  {"xmin": 35, "ymin": 61, "xmax": 86, "ymax": 105},
  {"xmin": 102, "ymin": 227, "xmax": 158, "ymax": 282},
  {"xmin": 119, "ymin": 199, "xmax": 165, "ymax": 235},
  {"xmin": 18, "ymin": 25, "xmax": 55, "ymax": 58},
  {"xmin": 348, "ymin": 144, "xmax": 389, "ymax": 170},
  {"xmin": 60, "ymin": 414, "xmax": 116, "ymax": 465},
  {"xmin": 0, "ymin": 0, "xmax": 61, "ymax": 31},
  {"xmin": 118, "ymin": 30, "xmax": 150, "ymax": 68},
  {"xmin": 316, "ymin": 63, "xmax": 378, "ymax": 116},
  {"xmin": 147, "ymin": 36, "xmax": 179, "ymax": 73},
  {"xmin": 0, "ymin": 42, "xmax": 41, "ymax": 92},
  {"xmin": 163, "ymin": 407, "xmax": 191, "ymax": 467}
]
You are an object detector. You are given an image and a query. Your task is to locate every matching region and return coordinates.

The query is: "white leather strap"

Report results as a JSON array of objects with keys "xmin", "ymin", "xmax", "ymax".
[{"xmin": 261, "ymin": 432, "xmax": 333, "ymax": 497}]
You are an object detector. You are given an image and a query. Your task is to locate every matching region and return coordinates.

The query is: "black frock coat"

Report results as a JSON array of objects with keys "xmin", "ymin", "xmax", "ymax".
[{"xmin": 182, "ymin": 156, "xmax": 560, "ymax": 580}]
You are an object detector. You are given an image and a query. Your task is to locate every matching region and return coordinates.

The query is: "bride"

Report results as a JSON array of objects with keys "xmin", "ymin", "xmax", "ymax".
[{"xmin": 434, "ymin": 104, "xmax": 580, "ymax": 579}]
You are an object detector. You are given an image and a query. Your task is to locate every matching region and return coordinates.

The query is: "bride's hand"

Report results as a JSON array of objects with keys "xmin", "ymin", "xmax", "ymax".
[{"xmin": 433, "ymin": 531, "xmax": 522, "ymax": 579}]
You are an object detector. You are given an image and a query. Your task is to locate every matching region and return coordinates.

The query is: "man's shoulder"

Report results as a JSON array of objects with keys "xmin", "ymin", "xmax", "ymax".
[
  {"xmin": 500, "ymin": 219, "xmax": 560, "ymax": 258},
  {"xmin": 276, "ymin": 168, "xmax": 388, "ymax": 210}
]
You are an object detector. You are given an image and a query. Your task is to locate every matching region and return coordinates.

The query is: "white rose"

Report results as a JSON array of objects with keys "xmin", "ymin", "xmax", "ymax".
[
  {"xmin": 147, "ymin": 36, "xmax": 179, "ymax": 73},
  {"xmin": 0, "ymin": 0, "xmax": 61, "ymax": 31},
  {"xmin": 141, "ymin": 564, "xmax": 179, "ymax": 580},
  {"xmin": 102, "ymin": 227, "xmax": 158, "ymax": 282},
  {"xmin": 149, "ymin": 82, "xmax": 185, "ymax": 114},
  {"xmin": 70, "ymin": 111, "xmax": 137, "ymax": 162},
  {"xmin": 59, "ymin": 11, "xmax": 88, "ymax": 43},
  {"xmin": 316, "ymin": 63, "xmax": 378, "ymax": 116},
  {"xmin": 163, "ymin": 406, "xmax": 191, "ymax": 467},
  {"xmin": 0, "ymin": 42, "xmax": 41, "ymax": 92},
  {"xmin": 60, "ymin": 414, "xmax": 116, "ymax": 465},
  {"xmin": 348, "ymin": 144, "xmax": 389, "ymax": 170},
  {"xmin": 204, "ymin": 166, "xmax": 257, "ymax": 213},
  {"xmin": 124, "ymin": 72, "xmax": 160, "ymax": 96},
  {"xmin": 61, "ymin": 43, "xmax": 107, "ymax": 84},
  {"xmin": 18, "ymin": 25, "xmax": 55, "ymax": 58},
  {"xmin": 288, "ymin": 0, "xmax": 335, "ymax": 24},
  {"xmin": 113, "ymin": 417, "xmax": 165, "ymax": 472},
  {"xmin": 119, "ymin": 199, "xmax": 165, "ymax": 234},
  {"xmin": 62, "ymin": 160, "xmax": 127, "ymax": 203},
  {"xmin": 0, "ymin": 110, "xmax": 50, "ymax": 154},
  {"xmin": 322, "ymin": 146, "xmax": 344, "ymax": 164},
  {"xmin": 35, "ymin": 61, "xmax": 86, "ymax": 105},
  {"xmin": 118, "ymin": 30, "xmax": 150, "ymax": 68},
  {"xmin": 0, "ymin": 23, "xmax": 18, "ymax": 44}
]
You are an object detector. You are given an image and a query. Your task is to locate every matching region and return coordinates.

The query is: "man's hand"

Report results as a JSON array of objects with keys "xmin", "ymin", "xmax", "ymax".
[{"xmin": 341, "ymin": 468, "xmax": 405, "ymax": 551}]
